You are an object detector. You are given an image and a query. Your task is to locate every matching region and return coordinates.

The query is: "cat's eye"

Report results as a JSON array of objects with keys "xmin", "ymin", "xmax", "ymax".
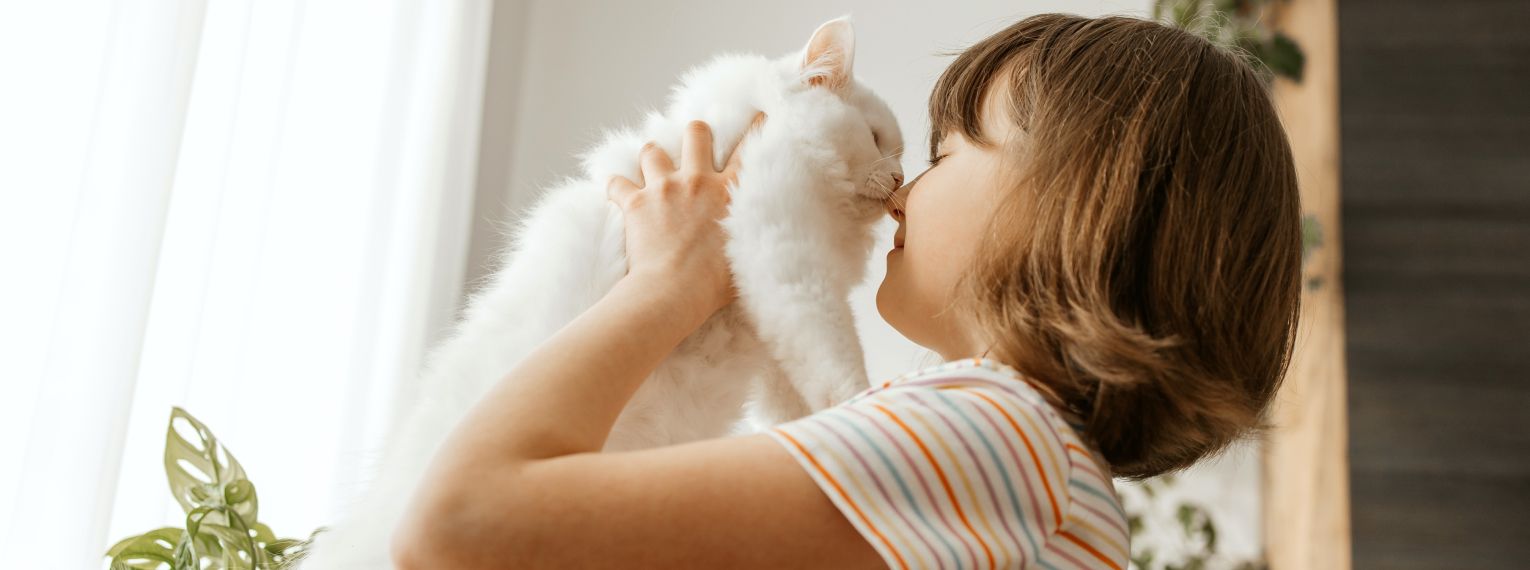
[{"xmin": 871, "ymin": 130, "xmax": 881, "ymax": 146}]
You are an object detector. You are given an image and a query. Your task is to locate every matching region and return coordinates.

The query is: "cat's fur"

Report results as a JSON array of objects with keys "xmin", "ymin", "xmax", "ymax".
[{"xmin": 301, "ymin": 16, "xmax": 903, "ymax": 568}]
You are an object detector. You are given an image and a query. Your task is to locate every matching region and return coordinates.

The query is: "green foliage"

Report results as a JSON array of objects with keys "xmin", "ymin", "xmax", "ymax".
[
  {"xmin": 1124, "ymin": 476, "xmax": 1268, "ymax": 570},
  {"xmin": 1301, "ymin": 214, "xmax": 1323, "ymax": 262},
  {"xmin": 1153, "ymin": 0, "xmax": 1306, "ymax": 84},
  {"xmin": 1302, "ymin": 214, "xmax": 1325, "ymax": 291},
  {"xmin": 106, "ymin": 407, "xmax": 322, "ymax": 570}
]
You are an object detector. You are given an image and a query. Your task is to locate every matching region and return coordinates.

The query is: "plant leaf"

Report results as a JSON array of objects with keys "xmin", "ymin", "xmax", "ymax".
[
  {"xmin": 107, "ymin": 408, "xmax": 326, "ymax": 570},
  {"xmin": 164, "ymin": 407, "xmax": 257, "ymax": 524},
  {"xmin": 1177, "ymin": 504, "xmax": 1196, "ymax": 532},
  {"xmin": 191, "ymin": 531, "xmax": 226, "ymax": 563},
  {"xmin": 186, "ymin": 505, "xmax": 218, "ymax": 539},
  {"xmin": 224, "ymin": 478, "xmax": 261, "ymax": 525},
  {"xmin": 1301, "ymin": 214, "xmax": 1323, "ymax": 263},
  {"xmin": 270, "ymin": 527, "xmax": 328, "ymax": 570},
  {"xmin": 251, "ymin": 522, "xmax": 277, "ymax": 542},
  {"xmin": 199, "ymin": 524, "xmax": 259, "ymax": 570},
  {"xmin": 1203, "ymin": 515, "xmax": 1219, "ymax": 552},
  {"xmin": 1263, "ymin": 32, "xmax": 1305, "ymax": 82},
  {"xmin": 106, "ymin": 528, "xmax": 183, "ymax": 569}
]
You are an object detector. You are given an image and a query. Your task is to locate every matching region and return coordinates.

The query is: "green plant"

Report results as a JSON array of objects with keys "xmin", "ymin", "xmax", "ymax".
[
  {"xmin": 1301, "ymin": 213, "xmax": 1325, "ymax": 291},
  {"xmin": 106, "ymin": 407, "xmax": 321, "ymax": 570},
  {"xmin": 1153, "ymin": 0, "xmax": 1306, "ymax": 83},
  {"xmin": 1122, "ymin": 475, "xmax": 1268, "ymax": 570}
]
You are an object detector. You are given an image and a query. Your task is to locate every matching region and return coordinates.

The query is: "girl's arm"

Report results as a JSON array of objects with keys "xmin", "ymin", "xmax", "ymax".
[{"xmin": 391, "ymin": 120, "xmax": 885, "ymax": 569}]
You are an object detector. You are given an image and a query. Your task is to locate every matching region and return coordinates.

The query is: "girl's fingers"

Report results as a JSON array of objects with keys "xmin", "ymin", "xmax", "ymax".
[
  {"xmin": 681, "ymin": 120, "xmax": 715, "ymax": 172},
  {"xmin": 722, "ymin": 112, "xmax": 767, "ymax": 181},
  {"xmin": 721, "ymin": 139, "xmax": 747, "ymax": 181},
  {"xmin": 607, "ymin": 174, "xmax": 640, "ymax": 203},
  {"xmin": 638, "ymin": 142, "xmax": 674, "ymax": 187}
]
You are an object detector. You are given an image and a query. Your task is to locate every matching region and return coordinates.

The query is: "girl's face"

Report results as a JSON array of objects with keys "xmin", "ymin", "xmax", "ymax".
[{"xmin": 877, "ymin": 99, "xmax": 1019, "ymax": 360}]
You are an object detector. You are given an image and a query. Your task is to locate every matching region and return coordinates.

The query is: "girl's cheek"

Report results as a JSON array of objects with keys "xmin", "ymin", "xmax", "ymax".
[{"xmin": 911, "ymin": 197, "xmax": 958, "ymax": 269}]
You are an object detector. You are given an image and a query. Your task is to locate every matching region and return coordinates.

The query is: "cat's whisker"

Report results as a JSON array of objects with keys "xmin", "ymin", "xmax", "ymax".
[
  {"xmin": 864, "ymin": 149, "xmax": 908, "ymax": 199},
  {"xmin": 869, "ymin": 149, "xmax": 906, "ymax": 168}
]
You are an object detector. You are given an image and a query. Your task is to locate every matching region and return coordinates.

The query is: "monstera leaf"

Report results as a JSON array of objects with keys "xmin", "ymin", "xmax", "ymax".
[
  {"xmin": 106, "ymin": 407, "xmax": 321, "ymax": 570},
  {"xmin": 165, "ymin": 407, "xmax": 258, "ymax": 527},
  {"xmin": 105, "ymin": 527, "xmax": 192, "ymax": 570}
]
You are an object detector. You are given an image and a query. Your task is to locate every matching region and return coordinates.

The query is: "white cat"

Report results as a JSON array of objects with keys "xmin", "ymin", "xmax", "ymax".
[{"xmin": 300, "ymin": 16, "xmax": 903, "ymax": 569}]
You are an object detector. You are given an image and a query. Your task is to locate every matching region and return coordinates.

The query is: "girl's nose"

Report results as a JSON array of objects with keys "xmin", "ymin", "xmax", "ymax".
[{"xmin": 884, "ymin": 184, "xmax": 908, "ymax": 222}]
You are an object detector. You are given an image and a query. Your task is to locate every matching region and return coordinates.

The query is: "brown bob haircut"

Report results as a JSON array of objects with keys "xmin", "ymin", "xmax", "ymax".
[{"xmin": 931, "ymin": 14, "xmax": 1302, "ymax": 479}]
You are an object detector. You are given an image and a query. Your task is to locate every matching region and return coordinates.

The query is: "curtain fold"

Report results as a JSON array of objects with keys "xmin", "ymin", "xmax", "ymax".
[{"xmin": 0, "ymin": 1, "xmax": 492, "ymax": 566}]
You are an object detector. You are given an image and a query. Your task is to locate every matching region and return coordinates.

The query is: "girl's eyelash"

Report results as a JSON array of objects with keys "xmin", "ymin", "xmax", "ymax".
[{"xmin": 927, "ymin": 153, "xmax": 948, "ymax": 167}]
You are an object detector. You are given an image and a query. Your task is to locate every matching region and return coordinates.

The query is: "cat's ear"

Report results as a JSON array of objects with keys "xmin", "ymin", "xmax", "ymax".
[{"xmin": 799, "ymin": 15, "xmax": 855, "ymax": 92}]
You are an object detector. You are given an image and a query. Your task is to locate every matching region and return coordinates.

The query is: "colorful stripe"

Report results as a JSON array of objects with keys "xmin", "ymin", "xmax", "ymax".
[
  {"xmin": 773, "ymin": 429, "xmax": 910, "ymax": 570},
  {"xmin": 767, "ymin": 358, "xmax": 1130, "ymax": 569},
  {"xmin": 874, "ymin": 402, "xmax": 999, "ymax": 569}
]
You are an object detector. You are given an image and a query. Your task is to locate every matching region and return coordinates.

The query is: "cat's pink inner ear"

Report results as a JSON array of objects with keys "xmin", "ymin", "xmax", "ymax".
[{"xmin": 800, "ymin": 17, "xmax": 855, "ymax": 91}]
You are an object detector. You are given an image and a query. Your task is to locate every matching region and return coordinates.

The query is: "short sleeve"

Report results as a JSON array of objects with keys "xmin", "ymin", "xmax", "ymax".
[{"xmin": 767, "ymin": 379, "xmax": 1073, "ymax": 570}]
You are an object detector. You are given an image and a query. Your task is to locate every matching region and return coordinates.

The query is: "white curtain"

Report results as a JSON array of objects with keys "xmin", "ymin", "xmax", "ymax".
[{"xmin": 0, "ymin": 1, "xmax": 493, "ymax": 567}]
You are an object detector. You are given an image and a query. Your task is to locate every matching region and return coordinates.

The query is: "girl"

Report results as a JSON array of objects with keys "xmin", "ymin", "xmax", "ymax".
[{"xmin": 392, "ymin": 13, "xmax": 1300, "ymax": 570}]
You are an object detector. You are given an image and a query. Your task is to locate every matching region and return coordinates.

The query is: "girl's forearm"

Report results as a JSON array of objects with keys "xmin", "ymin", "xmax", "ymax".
[{"xmin": 393, "ymin": 274, "xmax": 713, "ymax": 568}]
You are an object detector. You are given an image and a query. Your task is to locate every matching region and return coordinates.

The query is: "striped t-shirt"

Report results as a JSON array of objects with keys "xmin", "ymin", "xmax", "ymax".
[{"xmin": 767, "ymin": 358, "xmax": 1129, "ymax": 570}]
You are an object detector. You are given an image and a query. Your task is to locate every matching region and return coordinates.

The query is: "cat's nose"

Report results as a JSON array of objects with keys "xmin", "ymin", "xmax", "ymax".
[{"xmin": 890, "ymin": 172, "xmax": 904, "ymax": 189}]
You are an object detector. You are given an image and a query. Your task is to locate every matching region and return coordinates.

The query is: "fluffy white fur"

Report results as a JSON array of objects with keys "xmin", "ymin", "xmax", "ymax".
[{"xmin": 301, "ymin": 16, "xmax": 903, "ymax": 569}]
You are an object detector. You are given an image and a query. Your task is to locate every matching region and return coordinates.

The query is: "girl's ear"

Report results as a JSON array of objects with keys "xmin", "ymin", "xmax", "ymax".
[{"xmin": 799, "ymin": 16, "xmax": 855, "ymax": 92}]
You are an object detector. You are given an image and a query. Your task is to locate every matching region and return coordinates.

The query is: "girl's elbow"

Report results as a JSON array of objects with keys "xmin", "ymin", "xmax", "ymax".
[
  {"xmin": 391, "ymin": 518, "xmax": 487, "ymax": 570},
  {"xmin": 390, "ymin": 495, "xmax": 473, "ymax": 570},
  {"xmin": 390, "ymin": 487, "xmax": 530, "ymax": 570},
  {"xmin": 390, "ymin": 508, "xmax": 445, "ymax": 570},
  {"xmin": 389, "ymin": 533, "xmax": 429, "ymax": 570}
]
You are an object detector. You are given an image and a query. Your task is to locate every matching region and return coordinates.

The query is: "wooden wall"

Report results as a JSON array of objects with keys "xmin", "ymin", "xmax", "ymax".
[{"xmin": 1339, "ymin": 0, "xmax": 1530, "ymax": 567}]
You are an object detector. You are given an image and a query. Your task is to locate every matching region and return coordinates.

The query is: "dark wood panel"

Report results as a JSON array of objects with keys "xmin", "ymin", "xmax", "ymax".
[
  {"xmin": 1350, "ymin": 472, "xmax": 1530, "ymax": 569},
  {"xmin": 1339, "ymin": 0, "xmax": 1530, "ymax": 568}
]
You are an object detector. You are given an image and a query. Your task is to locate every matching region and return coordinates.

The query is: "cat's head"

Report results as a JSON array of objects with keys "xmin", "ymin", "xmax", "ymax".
[
  {"xmin": 628, "ymin": 16, "xmax": 904, "ymax": 213},
  {"xmin": 776, "ymin": 16, "xmax": 906, "ymax": 205}
]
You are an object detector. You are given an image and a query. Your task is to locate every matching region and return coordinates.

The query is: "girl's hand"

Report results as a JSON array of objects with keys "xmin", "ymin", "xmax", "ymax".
[{"xmin": 607, "ymin": 116, "xmax": 762, "ymax": 318}]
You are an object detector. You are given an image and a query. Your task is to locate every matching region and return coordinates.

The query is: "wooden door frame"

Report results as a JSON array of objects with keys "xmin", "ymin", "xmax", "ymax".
[{"xmin": 1263, "ymin": 0, "xmax": 1352, "ymax": 568}]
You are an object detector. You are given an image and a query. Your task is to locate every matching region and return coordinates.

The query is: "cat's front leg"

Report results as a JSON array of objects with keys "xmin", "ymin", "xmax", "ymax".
[
  {"xmin": 745, "ymin": 359, "xmax": 814, "ymax": 427},
  {"xmin": 737, "ymin": 278, "xmax": 870, "ymax": 414},
  {"xmin": 783, "ymin": 297, "xmax": 871, "ymax": 411}
]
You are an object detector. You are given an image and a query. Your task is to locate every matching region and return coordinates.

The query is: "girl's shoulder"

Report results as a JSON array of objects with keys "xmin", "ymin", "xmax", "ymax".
[
  {"xmin": 867, "ymin": 357, "xmax": 1112, "ymax": 472},
  {"xmin": 864, "ymin": 358, "xmax": 1086, "ymax": 438},
  {"xmin": 768, "ymin": 357, "xmax": 1129, "ymax": 569}
]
